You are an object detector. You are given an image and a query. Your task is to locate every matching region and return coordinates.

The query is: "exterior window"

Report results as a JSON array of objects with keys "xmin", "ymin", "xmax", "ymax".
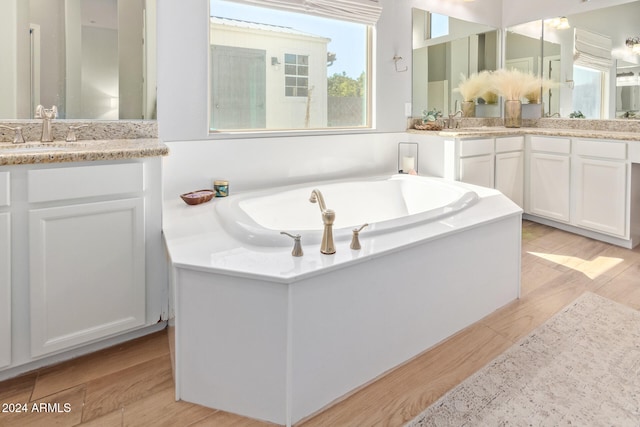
[
  {"xmin": 210, "ymin": 0, "xmax": 372, "ymax": 131},
  {"xmin": 572, "ymin": 65, "xmax": 605, "ymax": 119},
  {"xmin": 284, "ymin": 54, "xmax": 309, "ymax": 97}
]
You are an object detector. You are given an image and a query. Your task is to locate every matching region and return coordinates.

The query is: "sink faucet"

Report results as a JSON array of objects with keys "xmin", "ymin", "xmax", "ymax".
[
  {"xmin": 35, "ymin": 105, "xmax": 58, "ymax": 142},
  {"xmin": 309, "ymin": 189, "xmax": 336, "ymax": 254},
  {"xmin": 447, "ymin": 110, "xmax": 463, "ymax": 129}
]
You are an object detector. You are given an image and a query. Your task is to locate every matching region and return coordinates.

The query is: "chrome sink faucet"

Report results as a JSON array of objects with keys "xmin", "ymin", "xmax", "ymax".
[
  {"xmin": 309, "ymin": 189, "xmax": 336, "ymax": 254},
  {"xmin": 35, "ymin": 105, "xmax": 58, "ymax": 142}
]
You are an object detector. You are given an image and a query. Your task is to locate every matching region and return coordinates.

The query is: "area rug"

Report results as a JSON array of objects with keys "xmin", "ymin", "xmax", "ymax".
[{"xmin": 406, "ymin": 292, "xmax": 640, "ymax": 426}]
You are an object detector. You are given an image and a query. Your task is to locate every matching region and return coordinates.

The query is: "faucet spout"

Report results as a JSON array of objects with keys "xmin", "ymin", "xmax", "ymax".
[
  {"xmin": 309, "ymin": 189, "xmax": 327, "ymax": 212},
  {"xmin": 35, "ymin": 105, "xmax": 58, "ymax": 142},
  {"xmin": 309, "ymin": 189, "xmax": 336, "ymax": 254}
]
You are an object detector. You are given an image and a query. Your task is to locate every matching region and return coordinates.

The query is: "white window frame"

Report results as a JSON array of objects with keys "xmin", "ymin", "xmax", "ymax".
[{"xmin": 208, "ymin": 1, "xmax": 375, "ymax": 136}]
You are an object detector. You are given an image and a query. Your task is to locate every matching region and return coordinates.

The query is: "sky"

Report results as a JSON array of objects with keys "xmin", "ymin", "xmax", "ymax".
[{"xmin": 210, "ymin": 0, "xmax": 367, "ymax": 79}]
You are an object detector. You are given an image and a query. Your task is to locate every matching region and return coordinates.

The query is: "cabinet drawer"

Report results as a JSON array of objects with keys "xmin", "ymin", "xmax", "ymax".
[
  {"xmin": 0, "ymin": 172, "xmax": 8, "ymax": 207},
  {"xmin": 459, "ymin": 138, "xmax": 494, "ymax": 157},
  {"xmin": 530, "ymin": 136, "xmax": 570, "ymax": 154},
  {"xmin": 28, "ymin": 163, "xmax": 143, "ymax": 203},
  {"xmin": 496, "ymin": 136, "xmax": 524, "ymax": 153},
  {"xmin": 574, "ymin": 139, "xmax": 626, "ymax": 160}
]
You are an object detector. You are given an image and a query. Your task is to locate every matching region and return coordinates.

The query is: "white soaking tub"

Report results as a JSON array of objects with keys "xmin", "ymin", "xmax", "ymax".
[
  {"xmin": 215, "ymin": 174, "xmax": 479, "ymax": 246},
  {"xmin": 162, "ymin": 174, "xmax": 522, "ymax": 426}
]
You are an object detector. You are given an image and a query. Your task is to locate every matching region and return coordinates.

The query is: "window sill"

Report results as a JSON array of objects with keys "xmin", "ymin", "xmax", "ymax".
[{"xmin": 207, "ymin": 127, "xmax": 377, "ymax": 140}]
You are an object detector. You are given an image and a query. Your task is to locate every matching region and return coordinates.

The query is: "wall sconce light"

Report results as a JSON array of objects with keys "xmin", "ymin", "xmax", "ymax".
[
  {"xmin": 626, "ymin": 37, "xmax": 640, "ymax": 55},
  {"xmin": 271, "ymin": 57, "xmax": 281, "ymax": 66}
]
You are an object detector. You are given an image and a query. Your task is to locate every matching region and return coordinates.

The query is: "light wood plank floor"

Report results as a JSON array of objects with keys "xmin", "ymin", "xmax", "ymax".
[{"xmin": 2, "ymin": 220, "xmax": 639, "ymax": 426}]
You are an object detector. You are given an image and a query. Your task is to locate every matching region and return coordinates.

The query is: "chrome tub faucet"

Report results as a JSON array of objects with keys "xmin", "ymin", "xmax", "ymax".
[
  {"xmin": 35, "ymin": 105, "xmax": 58, "ymax": 142},
  {"xmin": 309, "ymin": 189, "xmax": 336, "ymax": 254}
]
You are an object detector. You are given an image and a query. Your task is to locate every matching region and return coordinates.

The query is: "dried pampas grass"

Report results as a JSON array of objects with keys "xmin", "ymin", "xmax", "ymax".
[
  {"xmin": 454, "ymin": 71, "xmax": 491, "ymax": 102},
  {"xmin": 491, "ymin": 69, "xmax": 542, "ymax": 101},
  {"xmin": 525, "ymin": 77, "xmax": 558, "ymax": 103}
]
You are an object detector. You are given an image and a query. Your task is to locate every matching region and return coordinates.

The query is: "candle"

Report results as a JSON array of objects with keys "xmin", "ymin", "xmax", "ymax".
[{"xmin": 402, "ymin": 156, "xmax": 415, "ymax": 172}]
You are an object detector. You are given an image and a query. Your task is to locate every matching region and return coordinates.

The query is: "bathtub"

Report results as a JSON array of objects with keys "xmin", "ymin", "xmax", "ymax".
[
  {"xmin": 163, "ymin": 174, "xmax": 522, "ymax": 426},
  {"xmin": 215, "ymin": 174, "xmax": 479, "ymax": 246}
]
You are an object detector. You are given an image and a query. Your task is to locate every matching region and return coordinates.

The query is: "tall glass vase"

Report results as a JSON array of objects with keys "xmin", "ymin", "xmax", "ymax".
[
  {"xmin": 504, "ymin": 100, "xmax": 522, "ymax": 128},
  {"xmin": 461, "ymin": 101, "xmax": 475, "ymax": 118}
]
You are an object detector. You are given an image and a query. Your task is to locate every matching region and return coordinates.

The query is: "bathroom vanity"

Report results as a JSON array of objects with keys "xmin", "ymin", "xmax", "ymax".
[
  {"xmin": 0, "ymin": 133, "xmax": 168, "ymax": 379},
  {"xmin": 408, "ymin": 119, "xmax": 640, "ymax": 248}
]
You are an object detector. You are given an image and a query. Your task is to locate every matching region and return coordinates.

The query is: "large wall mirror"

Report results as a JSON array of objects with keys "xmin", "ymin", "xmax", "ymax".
[
  {"xmin": 0, "ymin": 0, "xmax": 156, "ymax": 120},
  {"xmin": 412, "ymin": 8, "xmax": 500, "ymax": 118},
  {"xmin": 506, "ymin": 1, "xmax": 640, "ymax": 119}
]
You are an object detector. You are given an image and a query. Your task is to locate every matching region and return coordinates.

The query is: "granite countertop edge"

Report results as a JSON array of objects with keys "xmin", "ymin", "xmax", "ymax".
[
  {"xmin": 0, "ymin": 138, "xmax": 169, "ymax": 166},
  {"xmin": 408, "ymin": 127, "xmax": 640, "ymax": 142}
]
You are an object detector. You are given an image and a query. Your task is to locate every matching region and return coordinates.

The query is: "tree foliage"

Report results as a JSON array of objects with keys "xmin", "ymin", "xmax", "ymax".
[{"xmin": 327, "ymin": 71, "xmax": 365, "ymax": 97}]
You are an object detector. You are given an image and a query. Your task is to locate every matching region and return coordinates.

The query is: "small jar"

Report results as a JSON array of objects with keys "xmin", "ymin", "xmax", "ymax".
[{"xmin": 214, "ymin": 180, "xmax": 229, "ymax": 197}]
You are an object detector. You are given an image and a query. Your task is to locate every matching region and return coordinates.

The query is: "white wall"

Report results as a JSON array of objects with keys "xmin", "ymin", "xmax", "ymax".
[
  {"xmin": 119, "ymin": 0, "xmax": 144, "ymax": 119},
  {"xmin": 0, "ymin": 1, "xmax": 20, "ymax": 118},
  {"xmin": 0, "ymin": 0, "xmax": 30, "ymax": 118},
  {"xmin": 81, "ymin": 27, "xmax": 119, "ymax": 119},
  {"xmin": 502, "ymin": 0, "xmax": 637, "ymax": 27}
]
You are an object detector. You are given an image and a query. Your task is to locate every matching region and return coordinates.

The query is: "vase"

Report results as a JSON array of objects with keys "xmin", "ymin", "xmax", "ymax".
[
  {"xmin": 461, "ymin": 101, "xmax": 475, "ymax": 118},
  {"xmin": 504, "ymin": 100, "xmax": 522, "ymax": 128},
  {"xmin": 522, "ymin": 102, "xmax": 543, "ymax": 119}
]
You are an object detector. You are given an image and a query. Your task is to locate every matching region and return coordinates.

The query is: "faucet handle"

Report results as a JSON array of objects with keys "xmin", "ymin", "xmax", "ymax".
[
  {"xmin": 0, "ymin": 125, "xmax": 25, "ymax": 144},
  {"xmin": 350, "ymin": 223, "xmax": 369, "ymax": 250},
  {"xmin": 66, "ymin": 125, "xmax": 89, "ymax": 142},
  {"xmin": 280, "ymin": 232, "xmax": 303, "ymax": 257}
]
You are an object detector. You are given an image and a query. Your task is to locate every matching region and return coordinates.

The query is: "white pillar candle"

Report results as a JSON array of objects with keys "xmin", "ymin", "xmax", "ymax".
[{"xmin": 402, "ymin": 156, "xmax": 415, "ymax": 172}]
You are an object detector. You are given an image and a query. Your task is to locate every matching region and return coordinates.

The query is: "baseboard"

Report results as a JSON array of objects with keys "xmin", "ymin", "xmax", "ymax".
[{"xmin": 0, "ymin": 322, "xmax": 168, "ymax": 382}]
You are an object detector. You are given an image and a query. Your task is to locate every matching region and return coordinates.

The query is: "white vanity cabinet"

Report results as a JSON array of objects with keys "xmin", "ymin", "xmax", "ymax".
[
  {"xmin": 413, "ymin": 134, "xmax": 525, "ymax": 208},
  {"xmin": 572, "ymin": 139, "xmax": 627, "ymax": 237},
  {"xmin": 527, "ymin": 136, "xmax": 571, "ymax": 222},
  {"xmin": 0, "ymin": 172, "xmax": 11, "ymax": 368},
  {"xmin": 28, "ymin": 164, "xmax": 146, "ymax": 357},
  {"xmin": 458, "ymin": 138, "xmax": 495, "ymax": 188},
  {"xmin": 457, "ymin": 137, "xmax": 524, "ymax": 207},
  {"xmin": 495, "ymin": 137, "xmax": 525, "ymax": 208},
  {"xmin": 0, "ymin": 155, "xmax": 166, "ymax": 377}
]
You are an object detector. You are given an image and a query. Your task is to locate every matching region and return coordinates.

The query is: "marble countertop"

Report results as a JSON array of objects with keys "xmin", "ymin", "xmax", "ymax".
[
  {"xmin": 408, "ymin": 126, "xmax": 640, "ymax": 142},
  {"xmin": 0, "ymin": 138, "xmax": 169, "ymax": 166}
]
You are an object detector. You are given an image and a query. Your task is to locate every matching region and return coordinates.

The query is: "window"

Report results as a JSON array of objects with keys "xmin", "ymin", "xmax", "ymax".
[
  {"xmin": 429, "ymin": 13, "xmax": 449, "ymax": 39},
  {"xmin": 209, "ymin": 0, "xmax": 372, "ymax": 131},
  {"xmin": 284, "ymin": 54, "xmax": 309, "ymax": 97},
  {"xmin": 572, "ymin": 65, "xmax": 606, "ymax": 119}
]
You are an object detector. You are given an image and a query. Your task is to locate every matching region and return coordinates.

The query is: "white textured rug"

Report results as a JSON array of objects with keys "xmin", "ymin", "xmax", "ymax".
[{"xmin": 406, "ymin": 292, "xmax": 640, "ymax": 426}]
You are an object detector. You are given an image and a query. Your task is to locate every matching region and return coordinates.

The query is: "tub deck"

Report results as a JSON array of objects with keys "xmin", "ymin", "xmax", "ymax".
[{"xmin": 163, "ymin": 177, "xmax": 522, "ymax": 426}]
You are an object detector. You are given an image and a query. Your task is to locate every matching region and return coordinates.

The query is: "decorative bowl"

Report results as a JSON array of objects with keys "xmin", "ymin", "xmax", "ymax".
[{"xmin": 180, "ymin": 190, "xmax": 215, "ymax": 205}]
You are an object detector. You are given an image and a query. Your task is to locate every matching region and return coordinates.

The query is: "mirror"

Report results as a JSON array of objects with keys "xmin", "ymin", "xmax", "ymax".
[
  {"xmin": 504, "ymin": 20, "xmax": 561, "ymax": 117},
  {"xmin": 506, "ymin": 1, "xmax": 640, "ymax": 119},
  {"xmin": 0, "ymin": 0, "xmax": 156, "ymax": 120},
  {"xmin": 412, "ymin": 8, "xmax": 499, "ymax": 118}
]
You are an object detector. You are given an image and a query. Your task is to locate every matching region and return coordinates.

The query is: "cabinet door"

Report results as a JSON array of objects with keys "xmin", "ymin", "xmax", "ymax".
[
  {"xmin": 0, "ymin": 212, "xmax": 10, "ymax": 368},
  {"xmin": 459, "ymin": 154, "xmax": 494, "ymax": 188},
  {"xmin": 496, "ymin": 151, "xmax": 524, "ymax": 207},
  {"xmin": 29, "ymin": 198, "xmax": 145, "ymax": 357},
  {"xmin": 528, "ymin": 153, "xmax": 570, "ymax": 222},
  {"xmin": 574, "ymin": 157, "xmax": 627, "ymax": 237}
]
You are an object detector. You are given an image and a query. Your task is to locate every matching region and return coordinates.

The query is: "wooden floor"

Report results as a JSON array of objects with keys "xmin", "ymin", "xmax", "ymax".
[{"xmin": 2, "ymin": 220, "xmax": 640, "ymax": 427}]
